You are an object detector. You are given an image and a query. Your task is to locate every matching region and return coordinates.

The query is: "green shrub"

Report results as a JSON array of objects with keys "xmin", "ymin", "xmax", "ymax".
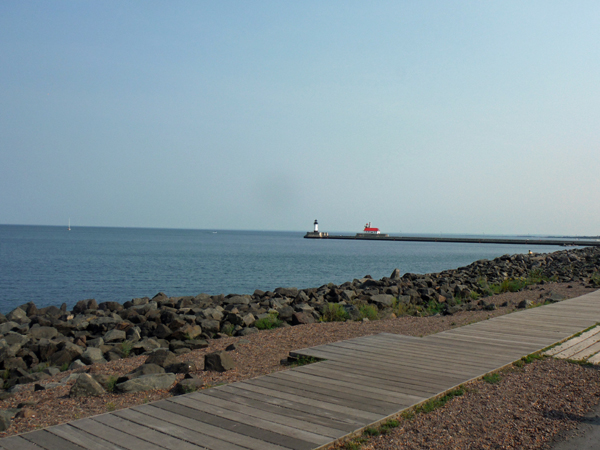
[
  {"xmin": 254, "ymin": 313, "xmax": 282, "ymax": 330},
  {"xmin": 221, "ymin": 323, "xmax": 235, "ymax": 336},
  {"xmin": 120, "ymin": 341, "xmax": 133, "ymax": 358},
  {"xmin": 321, "ymin": 303, "xmax": 349, "ymax": 322},
  {"xmin": 106, "ymin": 376, "xmax": 118, "ymax": 392},
  {"xmin": 358, "ymin": 304, "xmax": 379, "ymax": 321}
]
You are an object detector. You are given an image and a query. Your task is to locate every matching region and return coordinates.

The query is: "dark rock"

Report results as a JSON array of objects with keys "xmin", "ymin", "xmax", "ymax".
[
  {"xmin": 274, "ymin": 287, "xmax": 298, "ymax": 298},
  {"xmin": 204, "ymin": 351, "xmax": 235, "ymax": 372},
  {"xmin": 145, "ymin": 349, "xmax": 178, "ymax": 368},
  {"xmin": 73, "ymin": 299, "xmax": 98, "ymax": 314},
  {"xmin": 116, "ymin": 373, "xmax": 176, "ymax": 393},
  {"xmin": 369, "ymin": 294, "xmax": 395, "ymax": 308},
  {"xmin": 154, "ymin": 324, "xmax": 172, "ymax": 339},
  {"xmin": 103, "ymin": 329, "xmax": 126, "ymax": 343},
  {"xmin": 70, "ymin": 374, "xmax": 106, "ymax": 397},
  {"xmin": 0, "ymin": 410, "xmax": 14, "ymax": 431},
  {"xmin": 6, "ymin": 308, "xmax": 28, "ymax": 323},
  {"xmin": 390, "ymin": 268, "xmax": 401, "ymax": 279},
  {"xmin": 291, "ymin": 312, "xmax": 315, "ymax": 325},
  {"xmin": 80, "ymin": 348, "xmax": 107, "ymax": 365},
  {"xmin": 98, "ymin": 301, "xmax": 124, "ymax": 312},
  {"xmin": 28, "ymin": 326, "xmax": 59, "ymax": 340},
  {"xmin": 164, "ymin": 362, "xmax": 194, "ymax": 374},
  {"xmin": 129, "ymin": 363, "xmax": 165, "ymax": 379},
  {"xmin": 184, "ymin": 339, "xmax": 209, "ymax": 350},
  {"xmin": 175, "ymin": 375, "xmax": 204, "ymax": 393},
  {"xmin": 517, "ymin": 300, "xmax": 533, "ymax": 309}
]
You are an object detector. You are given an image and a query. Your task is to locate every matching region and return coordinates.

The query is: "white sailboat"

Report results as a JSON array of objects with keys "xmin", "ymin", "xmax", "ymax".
[{"xmin": 68, "ymin": 218, "xmax": 71, "ymax": 231}]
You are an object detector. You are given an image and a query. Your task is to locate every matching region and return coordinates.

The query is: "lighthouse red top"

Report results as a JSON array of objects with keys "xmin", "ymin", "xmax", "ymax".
[{"xmin": 363, "ymin": 222, "xmax": 380, "ymax": 233}]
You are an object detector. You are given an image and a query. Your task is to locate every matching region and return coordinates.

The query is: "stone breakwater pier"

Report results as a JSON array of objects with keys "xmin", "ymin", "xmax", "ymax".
[{"xmin": 304, "ymin": 232, "xmax": 600, "ymax": 247}]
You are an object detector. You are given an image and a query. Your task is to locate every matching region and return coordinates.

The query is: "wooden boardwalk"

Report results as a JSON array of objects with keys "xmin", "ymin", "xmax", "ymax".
[{"xmin": 2, "ymin": 289, "xmax": 600, "ymax": 450}]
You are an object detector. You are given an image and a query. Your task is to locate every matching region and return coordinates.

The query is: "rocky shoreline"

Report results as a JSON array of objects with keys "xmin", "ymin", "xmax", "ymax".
[{"xmin": 2, "ymin": 246, "xmax": 600, "ymax": 390}]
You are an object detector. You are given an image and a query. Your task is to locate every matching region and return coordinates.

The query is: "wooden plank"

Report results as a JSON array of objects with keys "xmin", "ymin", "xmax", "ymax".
[
  {"xmin": 323, "ymin": 339, "xmax": 511, "ymax": 368},
  {"xmin": 190, "ymin": 393, "xmax": 346, "ymax": 439},
  {"xmin": 359, "ymin": 333, "xmax": 531, "ymax": 357},
  {"xmin": 171, "ymin": 395, "xmax": 332, "ymax": 446},
  {"xmin": 229, "ymin": 382, "xmax": 380, "ymax": 422},
  {"xmin": 296, "ymin": 360, "xmax": 454, "ymax": 395},
  {"xmin": 545, "ymin": 328, "xmax": 600, "ymax": 355},
  {"xmin": 20, "ymin": 431, "xmax": 85, "ymax": 450},
  {"xmin": 0, "ymin": 436, "xmax": 44, "ymax": 450},
  {"xmin": 135, "ymin": 404, "xmax": 300, "ymax": 450},
  {"xmin": 299, "ymin": 359, "xmax": 450, "ymax": 391},
  {"xmin": 114, "ymin": 408, "xmax": 286, "ymax": 450},
  {"xmin": 216, "ymin": 384, "xmax": 367, "ymax": 429},
  {"xmin": 294, "ymin": 346, "xmax": 485, "ymax": 378},
  {"xmin": 48, "ymin": 425, "xmax": 123, "ymax": 450},
  {"xmin": 69, "ymin": 418, "xmax": 166, "ymax": 450},
  {"xmin": 93, "ymin": 414, "xmax": 209, "ymax": 450},
  {"xmin": 276, "ymin": 368, "xmax": 422, "ymax": 402},
  {"xmin": 248, "ymin": 375, "xmax": 401, "ymax": 414},
  {"xmin": 586, "ymin": 352, "xmax": 600, "ymax": 364},
  {"xmin": 245, "ymin": 377, "xmax": 391, "ymax": 416},
  {"xmin": 567, "ymin": 341, "xmax": 600, "ymax": 361},
  {"xmin": 289, "ymin": 362, "xmax": 442, "ymax": 403},
  {"xmin": 205, "ymin": 388, "xmax": 359, "ymax": 433},
  {"xmin": 321, "ymin": 338, "xmax": 503, "ymax": 365}
]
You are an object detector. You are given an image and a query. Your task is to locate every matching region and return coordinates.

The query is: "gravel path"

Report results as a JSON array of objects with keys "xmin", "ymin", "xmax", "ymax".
[{"xmin": 0, "ymin": 281, "xmax": 597, "ymax": 448}]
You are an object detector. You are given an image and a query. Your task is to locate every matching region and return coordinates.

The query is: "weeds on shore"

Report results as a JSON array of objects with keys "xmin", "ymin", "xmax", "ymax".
[
  {"xmin": 221, "ymin": 323, "xmax": 235, "ymax": 336},
  {"xmin": 321, "ymin": 303, "xmax": 349, "ymax": 322},
  {"xmin": 482, "ymin": 373, "xmax": 502, "ymax": 384},
  {"xmin": 254, "ymin": 313, "xmax": 282, "ymax": 330},
  {"xmin": 514, "ymin": 352, "xmax": 545, "ymax": 368},
  {"xmin": 337, "ymin": 419, "xmax": 401, "ymax": 449},
  {"xmin": 591, "ymin": 271, "xmax": 600, "ymax": 287},
  {"xmin": 120, "ymin": 341, "xmax": 133, "ymax": 358},
  {"xmin": 358, "ymin": 304, "xmax": 379, "ymax": 321}
]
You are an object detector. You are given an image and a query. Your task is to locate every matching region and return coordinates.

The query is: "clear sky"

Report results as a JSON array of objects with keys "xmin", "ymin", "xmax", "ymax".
[{"xmin": 1, "ymin": 2, "xmax": 599, "ymax": 235}]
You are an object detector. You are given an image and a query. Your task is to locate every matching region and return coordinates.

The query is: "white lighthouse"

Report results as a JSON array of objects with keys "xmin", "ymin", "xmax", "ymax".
[{"xmin": 305, "ymin": 219, "xmax": 328, "ymax": 238}]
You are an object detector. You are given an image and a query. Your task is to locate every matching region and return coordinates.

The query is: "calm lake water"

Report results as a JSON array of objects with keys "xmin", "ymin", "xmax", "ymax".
[{"xmin": 0, "ymin": 225, "xmax": 571, "ymax": 313}]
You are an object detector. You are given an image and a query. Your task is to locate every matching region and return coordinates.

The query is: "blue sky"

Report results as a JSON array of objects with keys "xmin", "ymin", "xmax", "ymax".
[{"xmin": 1, "ymin": 2, "xmax": 599, "ymax": 234}]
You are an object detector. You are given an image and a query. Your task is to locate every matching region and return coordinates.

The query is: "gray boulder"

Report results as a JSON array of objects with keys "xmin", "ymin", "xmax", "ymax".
[
  {"xmin": 0, "ymin": 322, "xmax": 19, "ymax": 335},
  {"xmin": 0, "ymin": 410, "xmax": 16, "ymax": 432},
  {"xmin": 204, "ymin": 351, "xmax": 235, "ymax": 372},
  {"xmin": 145, "ymin": 349, "xmax": 178, "ymax": 368},
  {"xmin": 70, "ymin": 374, "xmax": 106, "ymax": 397},
  {"xmin": 28, "ymin": 326, "xmax": 59, "ymax": 340},
  {"xmin": 6, "ymin": 308, "xmax": 28, "ymax": 323},
  {"xmin": 116, "ymin": 373, "xmax": 176, "ymax": 393},
  {"xmin": 80, "ymin": 347, "xmax": 107, "ymax": 365},
  {"xmin": 369, "ymin": 294, "xmax": 396, "ymax": 308},
  {"xmin": 223, "ymin": 295, "xmax": 251, "ymax": 305},
  {"xmin": 103, "ymin": 329, "xmax": 126, "ymax": 343}
]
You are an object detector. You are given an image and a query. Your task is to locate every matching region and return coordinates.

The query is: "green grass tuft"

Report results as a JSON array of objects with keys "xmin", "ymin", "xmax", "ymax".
[
  {"xmin": 482, "ymin": 373, "xmax": 502, "ymax": 384},
  {"xmin": 358, "ymin": 304, "xmax": 379, "ymax": 321},
  {"xmin": 255, "ymin": 313, "xmax": 282, "ymax": 330},
  {"xmin": 321, "ymin": 303, "xmax": 349, "ymax": 322}
]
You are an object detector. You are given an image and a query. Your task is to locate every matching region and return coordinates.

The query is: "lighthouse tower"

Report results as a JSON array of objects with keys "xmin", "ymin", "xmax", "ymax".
[{"xmin": 304, "ymin": 219, "xmax": 328, "ymax": 238}]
